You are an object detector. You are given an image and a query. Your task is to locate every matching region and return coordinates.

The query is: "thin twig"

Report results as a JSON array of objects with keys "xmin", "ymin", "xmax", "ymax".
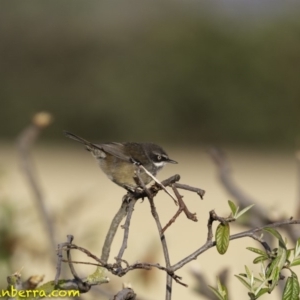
[
  {"xmin": 56, "ymin": 208, "xmax": 300, "ymax": 292},
  {"xmin": 171, "ymin": 216, "xmax": 300, "ymax": 272},
  {"xmin": 65, "ymin": 235, "xmax": 81, "ymax": 281},
  {"xmin": 135, "ymin": 171, "xmax": 173, "ymax": 300},
  {"xmin": 173, "ymin": 185, "xmax": 197, "ymax": 221},
  {"xmin": 174, "ymin": 183, "xmax": 205, "ymax": 199},
  {"xmin": 295, "ymin": 150, "xmax": 300, "ymax": 219},
  {"xmin": 60, "ymin": 245, "xmax": 187, "ymax": 286},
  {"xmin": 149, "ymin": 197, "xmax": 173, "ymax": 299},
  {"xmin": 101, "ymin": 175, "xmax": 182, "ymax": 263},
  {"xmin": 209, "ymin": 148, "xmax": 269, "ymax": 225},
  {"xmin": 101, "ymin": 199, "xmax": 130, "ymax": 262},
  {"xmin": 55, "ymin": 242, "xmax": 65, "ymax": 285},
  {"xmin": 116, "ymin": 198, "xmax": 137, "ymax": 261},
  {"xmin": 210, "ymin": 147, "xmax": 300, "ymax": 243},
  {"xmin": 138, "ymin": 165, "xmax": 178, "ymax": 205},
  {"xmin": 161, "ymin": 185, "xmax": 197, "ymax": 234},
  {"xmin": 160, "ymin": 207, "xmax": 183, "ymax": 235}
]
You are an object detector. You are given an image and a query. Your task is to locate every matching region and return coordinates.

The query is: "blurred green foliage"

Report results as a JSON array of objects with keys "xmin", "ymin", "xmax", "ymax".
[
  {"xmin": 1, "ymin": 1, "xmax": 300, "ymax": 147},
  {"xmin": 0, "ymin": 200, "xmax": 17, "ymax": 285}
]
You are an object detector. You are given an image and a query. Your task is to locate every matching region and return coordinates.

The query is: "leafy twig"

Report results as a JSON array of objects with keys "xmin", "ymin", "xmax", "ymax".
[{"xmin": 171, "ymin": 214, "xmax": 300, "ymax": 272}]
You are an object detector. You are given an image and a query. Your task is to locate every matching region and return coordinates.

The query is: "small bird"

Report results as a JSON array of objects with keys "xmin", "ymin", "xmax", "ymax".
[{"xmin": 64, "ymin": 131, "xmax": 177, "ymax": 191}]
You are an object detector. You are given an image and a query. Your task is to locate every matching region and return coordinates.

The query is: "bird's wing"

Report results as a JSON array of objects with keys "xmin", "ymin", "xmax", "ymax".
[
  {"xmin": 64, "ymin": 131, "xmax": 134, "ymax": 163},
  {"xmin": 99, "ymin": 143, "xmax": 133, "ymax": 163}
]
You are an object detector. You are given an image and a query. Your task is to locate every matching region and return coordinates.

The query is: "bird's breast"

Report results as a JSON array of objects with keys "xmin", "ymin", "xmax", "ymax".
[{"xmin": 97, "ymin": 155, "xmax": 155, "ymax": 188}]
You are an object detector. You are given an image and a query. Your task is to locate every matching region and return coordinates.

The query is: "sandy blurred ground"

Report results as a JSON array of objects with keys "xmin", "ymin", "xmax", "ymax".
[{"xmin": 0, "ymin": 142, "xmax": 299, "ymax": 300}]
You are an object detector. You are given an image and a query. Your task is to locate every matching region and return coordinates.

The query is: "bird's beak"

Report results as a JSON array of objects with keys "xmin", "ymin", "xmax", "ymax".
[{"xmin": 166, "ymin": 158, "xmax": 178, "ymax": 164}]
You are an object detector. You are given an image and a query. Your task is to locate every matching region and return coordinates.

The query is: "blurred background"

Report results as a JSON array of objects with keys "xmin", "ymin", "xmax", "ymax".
[{"xmin": 1, "ymin": 0, "xmax": 300, "ymax": 299}]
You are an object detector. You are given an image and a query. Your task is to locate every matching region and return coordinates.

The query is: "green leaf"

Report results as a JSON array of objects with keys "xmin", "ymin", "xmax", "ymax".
[
  {"xmin": 277, "ymin": 244, "xmax": 288, "ymax": 269},
  {"xmin": 217, "ymin": 277, "xmax": 223, "ymax": 292},
  {"xmin": 268, "ymin": 267, "xmax": 280, "ymax": 292},
  {"xmin": 257, "ymin": 263, "xmax": 267, "ymax": 283},
  {"xmin": 266, "ymin": 256, "xmax": 279, "ymax": 277},
  {"xmin": 245, "ymin": 265, "xmax": 252, "ymax": 279},
  {"xmin": 267, "ymin": 245, "xmax": 287, "ymax": 290},
  {"xmin": 236, "ymin": 204, "xmax": 255, "ymax": 219},
  {"xmin": 208, "ymin": 286, "xmax": 226, "ymax": 300},
  {"xmin": 246, "ymin": 247, "xmax": 267, "ymax": 256},
  {"xmin": 254, "ymin": 278, "xmax": 267, "ymax": 295},
  {"xmin": 295, "ymin": 238, "xmax": 300, "ymax": 257},
  {"xmin": 235, "ymin": 275, "xmax": 251, "ymax": 290},
  {"xmin": 228, "ymin": 200, "xmax": 238, "ymax": 216},
  {"xmin": 255, "ymin": 288, "xmax": 269, "ymax": 298},
  {"xmin": 290, "ymin": 257, "xmax": 300, "ymax": 267},
  {"xmin": 222, "ymin": 285, "xmax": 228, "ymax": 300},
  {"xmin": 216, "ymin": 223, "xmax": 230, "ymax": 255},
  {"xmin": 287, "ymin": 249, "xmax": 293, "ymax": 261},
  {"xmin": 263, "ymin": 228, "xmax": 287, "ymax": 249},
  {"xmin": 282, "ymin": 272, "xmax": 300, "ymax": 300},
  {"xmin": 253, "ymin": 255, "xmax": 269, "ymax": 264},
  {"xmin": 209, "ymin": 277, "xmax": 228, "ymax": 300},
  {"xmin": 248, "ymin": 292, "xmax": 256, "ymax": 300},
  {"xmin": 253, "ymin": 276, "xmax": 264, "ymax": 284}
]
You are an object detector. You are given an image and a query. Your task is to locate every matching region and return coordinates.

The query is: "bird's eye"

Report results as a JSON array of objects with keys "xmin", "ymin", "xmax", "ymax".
[{"xmin": 156, "ymin": 155, "xmax": 162, "ymax": 161}]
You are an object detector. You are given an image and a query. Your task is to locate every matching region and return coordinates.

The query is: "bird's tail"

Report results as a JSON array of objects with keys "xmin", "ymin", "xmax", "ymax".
[{"xmin": 63, "ymin": 130, "xmax": 95, "ymax": 149}]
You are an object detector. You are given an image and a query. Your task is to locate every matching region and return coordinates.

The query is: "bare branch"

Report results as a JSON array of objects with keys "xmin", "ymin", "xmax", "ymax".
[
  {"xmin": 101, "ymin": 199, "xmax": 130, "ymax": 262},
  {"xmin": 209, "ymin": 148, "xmax": 269, "ymax": 225},
  {"xmin": 174, "ymin": 183, "xmax": 205, "ymax": 199},
  {"xmin": 60, "ymin": 244, "xmax": 187, "ymax": 286},
  {"xmin": 171, "ymin": 214, "xmax": 300, "ymax": 272},
  {"xmin": 138, "ymin": 165, "xmax": 178, "ymax": 205},
  {"xmin": 210, "ymin": 147, "xmax": 300, "ymax": 242},
  {"xmin": 135, "ymin": 171, "xmax": 173, "ymax": 300},
  {"xmin": 16, "ymin": 112, "xmax": 56, "ymax": 260},
  {"xmin": 161, "ymin": 185, "xmax": 198, "ymax": 234},
  {"xmin": 117, "ymin": 198, "xmax": 138, "ymax": 261},
  {"xmin": 295, "ymin": 150, "xmax": 300, "ymax": 219}
]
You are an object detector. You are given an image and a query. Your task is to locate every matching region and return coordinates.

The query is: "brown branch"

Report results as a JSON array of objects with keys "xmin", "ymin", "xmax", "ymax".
[
  {"xmin": 171, "ymin": 213, "xmax": 300, "ymax": 272},
  {"xmin": 54, "ymin": 180, "xmax": 300, "ymax": 298},
  {"xmin": 101, "ymin": 175, "xmax": 181, "ymax": 263},
  {"xmin": 116, "ymin": 198, "xmax": 137, "ymax": 261},
  {"xmin": 173, "ymin": 185, "xmax": 198, "ymax": 221},
  {"xmin": 133, "ymin": 171, "xmax": 174, "ymax": 300},
  {"xmin": 210, "ymin": 147, "xmax": 300, "ymax": 242},
  {"xmin": 60, "ymin": 245, "xmax": 187, "ymax": 286},
  {"xmin": 161, "ymin": 185, "xmax": 198, "ymax": 234},
  {"xmin": 209, "ymin": 148, "xmax": 269, "ymax": 225},
  {"xmin": 97, "ymin": 173, "xmax": 205, "ymax": 298},
  {"xmin": 174, "ymin": 183, "xmax": 205, "ymax": 199},
  {"xmin": 55, "ymin": 236, "xmax": 108, "ymax": 292},
  {"xmin": 55, "ymin": 236, "xmax": 72, "ymax": 285},
  {"xmin": 147, "ymin": 195, "xmax": 173, "ymax": 299},
  {"xmin": 160, "ymin": 206, "xmax": 183, "ymax": 235},
  {"xmin": 16, "ymin": 112, "xmax": 56, "ymax": 260},
  {"xmin": 296, "ymin": 150, "xmax": 300, "ymax": 219},
  {"xmin": 55, "ymin": 235, "xmax": 91, "ymax": 292},
  {"xmin": 101, "ymin": 198, "xmax": 130, "ymax": 262}
]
